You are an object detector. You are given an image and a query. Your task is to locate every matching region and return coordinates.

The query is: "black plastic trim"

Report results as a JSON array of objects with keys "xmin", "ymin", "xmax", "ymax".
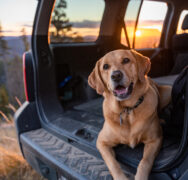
[
  {"xmin": 14, "ymin": 102, "xmax": 41, "ymax": 154},
  {"xmin": 24, "ymin": 51, "xmax": 35, "ymax": 102},
  {"xmin": 21, "ymin": 128, "xmax": 113, "ymax": 180}
]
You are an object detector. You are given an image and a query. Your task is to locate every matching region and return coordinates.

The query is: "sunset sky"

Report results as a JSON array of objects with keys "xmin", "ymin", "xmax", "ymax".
[
  {"xmin": 0, "ymin": 0, "xmax": 171, "ymax": 40},
  {"xmin": 0, "ymin": 0, "xmax": 37, "ymax": 36}
]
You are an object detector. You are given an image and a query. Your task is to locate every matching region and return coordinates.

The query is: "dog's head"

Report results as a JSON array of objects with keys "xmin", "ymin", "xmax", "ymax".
[{"xmin": 88, "ymin": 49, "xmax": 151, "ymax": 101}]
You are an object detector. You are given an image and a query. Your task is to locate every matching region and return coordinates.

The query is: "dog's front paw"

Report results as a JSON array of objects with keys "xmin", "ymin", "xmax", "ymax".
[
  {"xmin": 134, "ymin": 174, "xmax": 148, "ymax": 180},
  {"xmin": 114, "ymin": 173, "xmax": 129, "ymax": 180}
]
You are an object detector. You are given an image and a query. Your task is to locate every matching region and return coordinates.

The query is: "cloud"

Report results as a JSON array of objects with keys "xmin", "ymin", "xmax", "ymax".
[
  {"xmin": 20, "ymin": 21, "xmax": 33, "ymax": 28},
  {"xmin": 71, "ymin": 20, "xmax": 100, "ymax": 28},
  {"xmin": 69, "ymin": 19, "xmax": 163, "ymax": 29},
  {"xmin": 138, "ymin": 20, "xmax": 163, "ymax": 24},
  {"xmin": 126, "ymin": 20, "xmax": 163, "ymax": 25},
  {"xmin": 22, "ymin": 24, "xmax": 32, "ymax": 28},
  {"xmin": 1, "ymin": 30, "xmax": 17, "ymax": 33}
]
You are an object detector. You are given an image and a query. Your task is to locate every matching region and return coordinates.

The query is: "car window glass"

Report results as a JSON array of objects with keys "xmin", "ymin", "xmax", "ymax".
[
  {"xmin": 121, "ymin": 0, "xmax": 142, "ymax": 48},
  {"xmin": 135, "ymin": 0, "xmax": 167, "ymax": 49},
  {"xmin": 49, "ymin": 0, "xmax": 104, "ymax": 43},
  {"xmin": 177, "ymin": 10, "xmax": 188, "ymax": 34},
  {"xmin": 121, "ymin": 0, "xmax": 167, "ymax": 49}
]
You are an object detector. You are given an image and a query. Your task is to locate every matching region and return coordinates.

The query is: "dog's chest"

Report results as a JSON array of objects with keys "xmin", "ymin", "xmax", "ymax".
[
  {"xmin": 120, "ymin": 132, "xmax": 140, "ymax": 149},
  {"xmin": 120, "ymin": 129, "xmax": 140, "ymax": 149},
  {"xmin": 120, "ymin": 110, "xmax": 134, "ymax": 126},
  {"xmin": 118, "ymin": 112, "xmax": 141, "ymax": 148}
]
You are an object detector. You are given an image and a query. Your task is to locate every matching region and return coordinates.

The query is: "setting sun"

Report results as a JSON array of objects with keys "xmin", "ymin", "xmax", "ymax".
[{"xmin": 136, "ymin": 30, "xmax": 142, "ymax": 37}]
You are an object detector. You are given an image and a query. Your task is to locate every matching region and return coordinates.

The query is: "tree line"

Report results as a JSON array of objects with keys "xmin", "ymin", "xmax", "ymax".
[
  {"xmin": 0, "ymin": 0, "xmax": 83, "ymax": 118},
  {"xmin": 0, "ymin": 23, "xmax": 29, "ymax": 115},
  {"xmin": 50, "ymin": 0, "xmax": 84, "ymax": 43}
]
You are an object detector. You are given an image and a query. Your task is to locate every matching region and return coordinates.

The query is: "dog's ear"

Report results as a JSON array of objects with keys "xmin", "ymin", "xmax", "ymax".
[
  {"xmin": 131, "ymin": 50, "xmax": 151, "ymax": 82},
  {"xmin": 88, "ymin": 59, "xmax": 105, "ymax": 95}
]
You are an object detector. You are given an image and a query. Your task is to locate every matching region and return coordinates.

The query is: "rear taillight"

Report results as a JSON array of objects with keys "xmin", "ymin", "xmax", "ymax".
[{"xmin": 23, "ymin": 53, "xmax": 29, "ymax": 101}]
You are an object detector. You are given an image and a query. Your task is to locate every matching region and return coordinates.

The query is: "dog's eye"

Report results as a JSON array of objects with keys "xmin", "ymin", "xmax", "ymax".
[
  {"xmin": 122, "ymin": 58, "xmax": 130, "ymax": 64},
  {"xmin": 103, "ymin": 64, "xmax": 109, "ymax": 70}
]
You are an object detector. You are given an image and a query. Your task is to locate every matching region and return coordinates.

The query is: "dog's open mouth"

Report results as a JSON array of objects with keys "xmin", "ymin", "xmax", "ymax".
[{"xmin": 113, "ymin": 82, "xmax": 133, "ymax": 99}]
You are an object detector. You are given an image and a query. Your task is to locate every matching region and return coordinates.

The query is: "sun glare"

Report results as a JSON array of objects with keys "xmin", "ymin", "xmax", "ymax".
[{"xmin": 136, "ymin": 30, "xmax": 142, "ymax": 37}]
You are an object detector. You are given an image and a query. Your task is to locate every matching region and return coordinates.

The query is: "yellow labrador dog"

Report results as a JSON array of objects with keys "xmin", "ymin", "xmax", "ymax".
[{"xmin": 88, "ymin": 49, "xmax": 171, "ymax": 180}]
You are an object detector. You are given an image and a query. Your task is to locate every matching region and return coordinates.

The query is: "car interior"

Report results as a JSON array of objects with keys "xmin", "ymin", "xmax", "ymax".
[{"xmin": 32, "ymin": 0, "xmax": 188, "ymax": 175}]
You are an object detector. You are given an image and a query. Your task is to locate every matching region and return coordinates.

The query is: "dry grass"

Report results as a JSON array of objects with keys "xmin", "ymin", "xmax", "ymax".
[
  {"xmin": 0, "ymin": 100, "xmax": 46, "ymax": 180},
  {"xmin": 0, "ymin": 124, "xmax": 20, "ymax": 153},
  {"xmin": 0, "ymin": 123, "xmax": 46, "ymax": 180}
]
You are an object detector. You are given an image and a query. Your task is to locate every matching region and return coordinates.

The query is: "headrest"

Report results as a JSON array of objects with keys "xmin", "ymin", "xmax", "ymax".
[
  {"xmin": 182, "ymin": 14, "xmax": 188, "ymax": 30},
  {"xmin": 172, "ymin": 33, "xmax": 188, "ymax": 50}
]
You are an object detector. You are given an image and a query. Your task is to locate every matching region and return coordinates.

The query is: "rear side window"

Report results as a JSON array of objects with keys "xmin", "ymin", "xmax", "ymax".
[
  {"xmin": 177, "ymin": 10, "xmax": 188, "ymax": 34},
  {"xmin": 122, "ymin": 0, "xmax": 168, "ymax": 49},
  {"xmin": 121, "ymin": 0, "xmax": 142, "ymax": 47},
  {"xmin": 49, "ymin": 0, "xmax": 104, "ymax": 43},
  {"xmin": 135, "ymin": 1, "xmax": 167, "ymax": 49}
]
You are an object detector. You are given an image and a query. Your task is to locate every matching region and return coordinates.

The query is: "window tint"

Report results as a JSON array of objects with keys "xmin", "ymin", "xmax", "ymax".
[
  {"xmin": 122, "ymin": 0, "xmax": 168, "ymax": 49},
  {"xmin": 49, "ymin": 0, "xmax": 104, "ymax": 43},
  {"xmin": 177, "ymin": 10, "xmax": 188, "ymax": 34}
]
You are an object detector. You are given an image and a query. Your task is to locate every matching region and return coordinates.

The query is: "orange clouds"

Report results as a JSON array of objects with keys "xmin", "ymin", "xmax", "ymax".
[{"xmin": 1, "ymin": 23, "xmax": 32, "ymax": 37}]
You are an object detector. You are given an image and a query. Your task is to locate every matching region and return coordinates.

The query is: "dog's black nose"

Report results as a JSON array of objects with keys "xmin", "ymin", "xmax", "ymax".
[{"xmin": 111, "ymin": 70, "xmax": 123, "ymax": 82}]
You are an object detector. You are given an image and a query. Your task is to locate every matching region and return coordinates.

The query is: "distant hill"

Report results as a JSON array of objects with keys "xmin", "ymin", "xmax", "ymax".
[
  {"xmin": 4, "ymin": 35, "xmax": 95, "ymax": 57},
  {"xmin": 4, "ymin": 35, "xmax": 98, "ymax": 55},
  {"xmin": 4, "ymin": 36, "xmax": 31, "ymax": 57}
]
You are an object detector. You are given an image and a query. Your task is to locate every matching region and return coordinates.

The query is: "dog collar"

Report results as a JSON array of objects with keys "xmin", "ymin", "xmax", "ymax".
[{"xmin": 120, "ymin": 96, "xmax": 144, "ymax": 126}]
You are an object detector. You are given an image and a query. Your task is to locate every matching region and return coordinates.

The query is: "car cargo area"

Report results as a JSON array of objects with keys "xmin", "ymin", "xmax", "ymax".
[
  {"xmin": 48, "ymin": 0, "xmax": 188, "ymax": 171},
  {"xmin": 49, "ymin": 36, "xmax": 186, "ymax": 172},
  {"xmin": 49, "ymin": 90, "xmax": 182, "ymax": 171}
]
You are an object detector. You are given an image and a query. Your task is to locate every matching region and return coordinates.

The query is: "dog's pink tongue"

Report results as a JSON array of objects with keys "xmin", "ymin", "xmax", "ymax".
[{"xmin": 114, "ymin": 87, "xmax": 128, "ymax": 95}]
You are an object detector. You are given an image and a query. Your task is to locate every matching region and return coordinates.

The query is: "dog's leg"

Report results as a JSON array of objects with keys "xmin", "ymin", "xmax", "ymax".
[
  {"xmin": 97, "ymin": 138, "xmax": 129, "ymax": 180},
  {"xmin": 135, "ymin": 137, "xmax": 162, "ymax": 180}
]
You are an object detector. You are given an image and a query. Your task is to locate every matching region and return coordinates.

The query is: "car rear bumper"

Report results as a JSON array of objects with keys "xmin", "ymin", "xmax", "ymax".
[{"xmin": 20, "ymin": 128, "xmax": 113, "ymax": 180}]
